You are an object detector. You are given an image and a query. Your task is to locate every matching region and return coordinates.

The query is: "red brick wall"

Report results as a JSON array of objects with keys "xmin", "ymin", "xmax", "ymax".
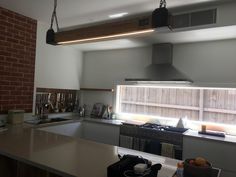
[{"xmin": 0, "ymin": 6, "xmax": 37, "ymax": 114}]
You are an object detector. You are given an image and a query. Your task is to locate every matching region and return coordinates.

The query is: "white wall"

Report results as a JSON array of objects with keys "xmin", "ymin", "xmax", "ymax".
[
  {"xmin": 81, "ymin": 47, "xmax": 152, "ymax": 112},
  {"xmin": 173, "ymin": 39, "xmax": 236, "ymax": 86},
  {"xmin": 35, "ymin": 22, "xmax": 83, "ymax": 90},
  {"xmin": 82, "ymin": 47, "xmax": 152, "ymax": 89}
]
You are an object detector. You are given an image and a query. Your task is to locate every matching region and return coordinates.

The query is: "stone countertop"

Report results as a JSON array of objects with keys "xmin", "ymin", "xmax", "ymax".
[
  {"xmin": 184, "ymin": 129, "xmax": 236, "ymax": 144},
  {"xmin": 0, "ymin": 125, "xmax": 118, "ymax": 177},
  {"xmin": 0, "ymin": 123, "xmax": 178, "ymax": 177}
]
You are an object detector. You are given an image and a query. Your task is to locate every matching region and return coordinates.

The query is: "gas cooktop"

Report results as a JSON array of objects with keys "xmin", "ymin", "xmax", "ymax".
[{"xmin": 140, "ymin": 123, "xmax": 188, "ymax": 134}]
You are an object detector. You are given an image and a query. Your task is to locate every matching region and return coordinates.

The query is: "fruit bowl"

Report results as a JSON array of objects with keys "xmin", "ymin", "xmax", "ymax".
[{"xmin": 184, "ymin": 158, "xmax": 212, "ymax": 177}]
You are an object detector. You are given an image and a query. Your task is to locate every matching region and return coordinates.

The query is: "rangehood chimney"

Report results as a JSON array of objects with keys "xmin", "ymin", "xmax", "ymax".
[{"xmin": 125, "ymin": 43, "xmax": 192, "ymax": 84}]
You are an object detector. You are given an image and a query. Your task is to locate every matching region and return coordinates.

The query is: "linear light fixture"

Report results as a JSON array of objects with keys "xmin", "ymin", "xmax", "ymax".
[
  {"xmin": 57, "ymin": 29, "xmax": 155, "ymax": 45},
  {"xmin": 47, "ymin": 0, "xmax": 171, "ymax": 45},
  {"xmin": 109, "ymin": 12, "xmax": 128, "ymax": 19}
]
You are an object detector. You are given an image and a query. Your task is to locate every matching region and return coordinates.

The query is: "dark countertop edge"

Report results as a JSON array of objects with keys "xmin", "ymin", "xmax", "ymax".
[{"xmin": 0, "ymin": 150, "xmax": 75, "ymax": 177}]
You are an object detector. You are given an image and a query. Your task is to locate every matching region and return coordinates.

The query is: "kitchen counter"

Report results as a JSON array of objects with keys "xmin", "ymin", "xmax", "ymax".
[
  {"xmin": 0, "ymin": 123, "xmax": 178, "ymax": 177},
  {"xmin": 26, "ymin": 115, "xmax": 236, "ymax": 145},
  {"xmin": 81, "ymin": 117, "xmax": 236, "ymax": 144},
  {"xmin": 184, "ymin": 129, "xmax": 236, "ymax": 144}
]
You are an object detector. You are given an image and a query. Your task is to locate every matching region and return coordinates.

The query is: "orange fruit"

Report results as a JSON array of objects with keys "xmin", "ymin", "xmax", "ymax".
[{"xmin": 195, "ymin": 157, "xmax": 207, "ymax": 166}]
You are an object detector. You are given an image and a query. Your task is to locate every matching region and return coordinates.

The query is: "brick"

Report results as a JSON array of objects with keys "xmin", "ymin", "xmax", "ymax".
[
  {"xmin": 0, "ymin": 41, "xmax": 11, "ymax": 48},
  {"xmin": 1, "ymin": 21, "xmax": 14, "ymax": 28},
  {"xmin": 19, "ymin": 40, "xmax": 31, "ymax": 46},
  {"xmin": 5, "ymin": 47, "xmax": 18, "ymax": 54},
  {"xmin": 0, "ymin": 90, "xmax": 10, "ymax": 95},
  {"xmin": 0, "ymin": 35, "xmax": 6, "ymax": 40},
  {"xmin": 14, "ymin": 15, "xmax": 27, "ymax": 23},
  {"xmin": 1, "ymin": 10, "xmax": 14, "ymax": 18},
  {"xmin": 13, "ymin": 34, "xmax": 25, "ymax": 41},
  {"xmin": 10, "ymin": 81, "xmax": 22, "ymax": 86},
  {"xmin": 1, "ymin": 95, "xmax": 15, "ymax": 101},
  {"xmin": 17, "ymin": 86, "xmax": 28, "ymax": 91},
  {"xmin": 11, "ymin": 53, "xmax": 24, "ymax": 59},
  {"xmin": 0, "ymin": 101, "xmax": 10, "ymax": 105},
  {"xmin": 0, "ymin": 25, "xmax": 7, "ymax": 32},
  {"xmin": 23, "ymin": 81, "xmax": 34, "ymax": 86},
  {"xmin": 6, "ymin": 37, "xmax": 19, "ymax": 43},
  {"xmin": 0, "ymin": 51, "xmax": 11, "ymax": 57},
  {"xmin": 0, "ymin": 55, "xmax": 5, "ymax": 60},
  {"xmin": 10, "ymin": 90, "xmax": 22, "ymax": 96},
  {"xmin": 0, "ymin": 15, "xmax": 7, "ymax": 20},
  {"xmin": 5, "ymin": 57, "xmax": 18, "ymax": 63},
  {"xmin": 14, "ymin": 24, "xmax": 26, "ymax": 32}
]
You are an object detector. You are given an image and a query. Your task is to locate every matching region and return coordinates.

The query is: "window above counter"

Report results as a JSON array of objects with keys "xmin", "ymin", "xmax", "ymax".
[{"xmin": 116, "ymin": 85, "xmax": 236, "ymax": 135}]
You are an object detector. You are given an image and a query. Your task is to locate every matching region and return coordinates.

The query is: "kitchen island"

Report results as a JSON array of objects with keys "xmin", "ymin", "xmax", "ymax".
[{"xmin": 0, "ymin": 123, "xmax": 178, "ymax": 177}]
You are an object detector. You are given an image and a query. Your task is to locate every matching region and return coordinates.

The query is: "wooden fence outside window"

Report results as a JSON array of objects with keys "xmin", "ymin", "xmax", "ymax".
[{"xmin": 118, "ymin": 86, "xmax": 236, "ymax": 124}]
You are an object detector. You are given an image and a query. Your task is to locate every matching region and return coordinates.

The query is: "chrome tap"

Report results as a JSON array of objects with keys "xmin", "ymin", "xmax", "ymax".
[{"xmin": 39, "ymin": 103, "xmax": 49, "ymax": 120}]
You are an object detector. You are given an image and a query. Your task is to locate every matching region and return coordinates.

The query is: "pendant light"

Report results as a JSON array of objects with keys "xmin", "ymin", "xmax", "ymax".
[
  {"xmin": 152, "ymin": 0, "xmax": 171, "ymax": 28},
  {"xmin": 46, "ymin": 0, "xmax": 60, "ymax": 45},
  {"xmin": 46, "ymin": 0, "xmax": 171, "ymax": 45}
]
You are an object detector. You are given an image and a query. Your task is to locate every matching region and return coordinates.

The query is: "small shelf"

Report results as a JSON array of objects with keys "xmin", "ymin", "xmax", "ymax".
[{"xmin": 80, "ymin": 88, "xmax": 114, "ymax": 92}]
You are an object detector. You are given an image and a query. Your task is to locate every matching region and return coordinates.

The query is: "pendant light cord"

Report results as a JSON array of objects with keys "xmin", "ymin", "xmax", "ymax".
[
  {"xmin": 50, "ymin": 0, "xmax": 59, "ymax": 32},
  {"xmin": 159, "ymin": 0, "xmax": 166, "ymax": 8}
]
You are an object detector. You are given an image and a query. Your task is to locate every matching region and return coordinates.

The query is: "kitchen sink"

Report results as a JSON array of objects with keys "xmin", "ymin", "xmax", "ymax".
[{"xmin": 25, "ymin": 117, "xmax": 70, "ymax": 125}]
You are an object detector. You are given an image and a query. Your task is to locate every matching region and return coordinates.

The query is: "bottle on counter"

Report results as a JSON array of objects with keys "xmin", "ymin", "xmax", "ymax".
[
  {"xmin": 79, "ymin": 104, "xmax": 86, "ymax": 117},
  {"xmin": 176, "ymin": 162, "xmax": 184, "ymax": 177}
]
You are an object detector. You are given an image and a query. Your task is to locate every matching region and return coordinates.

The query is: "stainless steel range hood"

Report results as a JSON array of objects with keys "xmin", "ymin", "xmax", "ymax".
[{"xmin": 125, "ymin": 43, "xmax": 192, "ymax": 84}]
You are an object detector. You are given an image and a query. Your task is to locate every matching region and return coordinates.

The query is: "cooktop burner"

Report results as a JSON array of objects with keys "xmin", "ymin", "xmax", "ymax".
[
  {"xmin": 140, "ymin": 123, "xmax": 188, "ymax": 134},
  {"xmin": 141, "ymin": 123, "xmax": 165, "ymax": 130}
]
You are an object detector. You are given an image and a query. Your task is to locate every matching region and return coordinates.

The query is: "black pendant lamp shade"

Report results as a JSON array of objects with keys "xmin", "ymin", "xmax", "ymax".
[
  {"xmin": 152, "ymin": 0, "xmax": 171, "ymax": 28},
  {"xmin": 46, "ymin": 28, "xmax": 57, "ymax": 45},
  {"xmin": 46, "ymin": 0, "xmax": 59, "ymax": 45}
]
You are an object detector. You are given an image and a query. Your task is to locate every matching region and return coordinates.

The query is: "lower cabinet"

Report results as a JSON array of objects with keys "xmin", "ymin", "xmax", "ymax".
[
  {"xmin": 39, "ymin": 121, "xmax": 120, "ymax": 146},
  {"xmin": 39, "ymin": 122, "xmax": 82, "ymax": 138},
  {"xmin": 82, "ymin": 121, "xmax": 120, "ymax": 146},
  {"xmin": 183, "ymin": 135, "xmax": 236, "ymax": 177},
  {"xmin": 0, "ymin": 154, "xmax": 63, "ymax": 177}
]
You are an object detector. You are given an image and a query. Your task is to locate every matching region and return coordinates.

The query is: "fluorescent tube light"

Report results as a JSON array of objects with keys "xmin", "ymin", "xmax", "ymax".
[
  {"xmin": 109, "ymin": 12, "xmax": 128, "ymax": 19},
  {"xmin": 57, "ymin": 29, "xmax": 155, "ymax": 45}
]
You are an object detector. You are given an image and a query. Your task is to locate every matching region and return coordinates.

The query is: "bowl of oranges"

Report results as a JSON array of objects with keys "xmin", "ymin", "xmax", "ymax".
[{"xmin": 184, "ymin": 157, "xmax": 212, "ymax": 177}]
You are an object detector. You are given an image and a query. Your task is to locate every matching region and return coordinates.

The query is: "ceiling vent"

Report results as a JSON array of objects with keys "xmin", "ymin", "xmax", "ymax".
[{"xmin": 172, "ymin": 9, "xmax": 217, "ymax": 29}]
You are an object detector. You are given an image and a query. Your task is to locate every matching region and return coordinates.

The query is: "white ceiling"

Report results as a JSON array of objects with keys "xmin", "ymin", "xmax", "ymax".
[{"xmin": 0, "ymin": 0, "xmax": 231, "ymax": 27}]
